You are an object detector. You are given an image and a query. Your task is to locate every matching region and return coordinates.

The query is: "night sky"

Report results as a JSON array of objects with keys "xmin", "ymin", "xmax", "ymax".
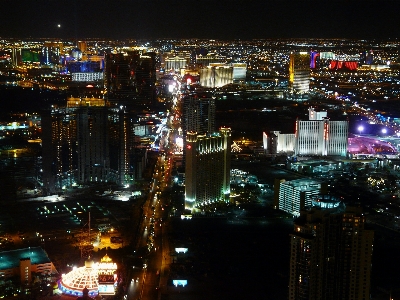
[{"xmin": 0, "ymin": 0, "xmax": 399, "ymax": 40}]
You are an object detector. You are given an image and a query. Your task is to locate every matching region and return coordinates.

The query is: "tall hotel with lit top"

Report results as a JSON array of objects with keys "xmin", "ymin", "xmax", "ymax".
[
  {"xmin": 181, "ymin": 93, "xmax": 216, "ymax": 169},
  {"xmin": 289, "ymin": 204, "xmax": 374, "ymax": 300},
  {"xmin": 289, "ymin": 52, "xmax": 310, "ymax": 99},
  {"xmin": 185, "ymin": 128, "xmax": 231, "ymax": 211},
  {"xmin": 295, "ymin": 107, "xmax": 348, "ymax": 156}
]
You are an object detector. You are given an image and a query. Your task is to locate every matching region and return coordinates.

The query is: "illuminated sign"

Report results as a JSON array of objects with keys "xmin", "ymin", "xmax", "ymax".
[
  {"xmin": 173, "ymin": 280, "xmax": 187, "ymax": 287},
  {"xmin": 98, "ymin": 284, "xmax": 115, "ymax": 295},
  {"xmin": 97, "ymin": 262, "xmax": 117, "ymax": 270},
  {"xmin": 180, "ymin": 214, "xmax": 192, "ymax": 220},
  {"xmin": 98, "ymin": 269, "xmax": 117, "ymax": 295},
  {"xmin": 98, "ymin": 273, "xmax": 115, "ymax": 284},
  {"xmin": 175, "ymin": 248, "xmax": 188, "ymax": 254}
]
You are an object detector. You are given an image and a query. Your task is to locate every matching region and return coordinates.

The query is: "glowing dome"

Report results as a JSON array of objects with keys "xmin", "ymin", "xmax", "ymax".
[{"xmin": 58, "ymin": 256, "xmax": 117, "ymax": 297}]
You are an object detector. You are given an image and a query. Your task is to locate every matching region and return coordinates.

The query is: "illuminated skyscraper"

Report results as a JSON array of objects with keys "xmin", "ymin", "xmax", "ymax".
[
  {"xmin": 185, "ymin": 128, "xmax": 231, "ymax": 211},
  {"xmin": 181, "ymin": 92, "xmax": 216, "ymax": 171},
  {"xmin": 310, "ymin": 51, "xmax": 319, "ymax": 69},
  {"xmin": 182, "ymin": 93, "xmax": 216, "ymax": 136},
  {"xmin": 289, "ymin": 52, "xmax": 310, "ymax": 99},
  {"xmin": 41, "ymin": 42, "xmax": 63, "ymax": 65},
  {"xmin": 295, "ymin": 108, "xmax": 348, "ymax": 156},
  {"xmin": 263, "ymin": 108, "xmax": 348, "ymax": 157},
  {"xmin": 289, "ymin": 205, "xmax": 374, "ymax": 300},
  {"xmin": 77, "ymin": 41, "xmax": 87, "ymax": 53},
  {"xmin": 108, "ymin": 108, "xmax": 147, "ymax": 186}
]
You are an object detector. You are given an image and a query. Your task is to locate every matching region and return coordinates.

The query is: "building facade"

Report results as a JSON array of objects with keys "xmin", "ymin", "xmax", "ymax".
[
  {"xmin": 289, "ymin": 52, "xmax": 310, "ymax": 99},
  {"xmin": 295, "ymin": 109, "xmax": 348, "ymax": 156},
  {"xmin": 199, "ymin": 64, "xmax": 233, "ymax": 88},
  {"xmin": 76, "ymin": 105, "xmax": 110, "ymax": 183},
  {"xmin": 181, "ymin": 92, "xmax": 216, "ymax": 169},
  {"xmin": 263, "ymin": 108, "xmax": 348, "ymax": 157},
  {"xmin": 42, "ymin": 96, "xmax": 147, "ymax": 191},
  {"xmin": 104, "ymin": 51, "xmax": 140, "ymax": 106},
  {"xmin": 263, "ymin": 131, "xmax": 296, "ymax": 155},
  {"xmin": 185, "ymin": 128, "xmax": 231, "ymax": 211},
  {"xmin": 0, "ymin": 247, "xmax": 57, "ymax": 284},
  {"xmin": 164, "ymin": 56, "xmax": 189, "ymax": 72},
  {"xmin": 289, "ymin": 206, "xmax": 374, "ymax": 300},
  {"xmin": 278, "ymin": 178, "xmax": 326, "ymax": 217}
]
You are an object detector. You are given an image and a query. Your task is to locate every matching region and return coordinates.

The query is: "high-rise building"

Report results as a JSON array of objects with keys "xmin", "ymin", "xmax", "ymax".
[
  {"xmin": 185, "ymin": 128, "xmax": 231, "ymax": 211},
  {"xmin": 310, "ymin": 51, "xmax": 319, "ymax": 69},
  {"xmin": 42, "ymin": 96, "xmax": 147, "ymax": 191},
  {"xmin": 289, "ymin": 204, "xmax": 374, "ymax": 300},
  {"xmin": 277, "ymin": 178, "xmax": 326, "ymax": 217},
  {"xmin": 182, "ymin": 93, "xmax": 216, "ymax": 135},
  {"xmin": 181, "ymin": 92, "xmax": 216, "ymax": 169},
  {"xmin": 295, "ymin": 108, "xmax": 348, "ymax": 156},
  {"xmin": 76, "ymin": 105, "xmax": 110, "ymax": 183},
  {"xmin": 77, "ymin": 41, "xmax": 87, "ymax": 53},
  {"xmin": 104, "ymin": 51, "xmax": 140, "ymax": 106},
  {"xmin": 41, "ymin": 41, "xmax": 63, "ymax": 65},
  {"xmin": 42, "ymin": 108, "xmax": 72, "ymax": 194},
  {"xmin": 263, "ymin": 108, "xmax": 348, "ymax": 157},
  {"xmin": 289, "ymin": 52, "xmax": 310, "ymax": 99},
  {"xmin": 108, "ymin": 108, "xmax": 147, "ymax": 186},
  {"xmin": 135, "ymin": 53, "xmax": 157, "ymax": 107}
]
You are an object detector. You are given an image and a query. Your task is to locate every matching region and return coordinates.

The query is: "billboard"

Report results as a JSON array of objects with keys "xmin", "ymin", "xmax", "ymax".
[
  {"xmin": 329, "ymin": 60, "xmax": 358, "ymax": 71},
  {"xmin": 21, "ymin": 49, "xmax": 40, "ymax": 62},
  {"xmin": 98, "ymin": 269, "xmax": 117, "ymax": 295}
]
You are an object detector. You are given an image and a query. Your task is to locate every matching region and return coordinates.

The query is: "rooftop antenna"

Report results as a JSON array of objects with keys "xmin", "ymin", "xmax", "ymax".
[{"xmin": 79, "ymin": 211, "xmax": 93, "ymax": 259}]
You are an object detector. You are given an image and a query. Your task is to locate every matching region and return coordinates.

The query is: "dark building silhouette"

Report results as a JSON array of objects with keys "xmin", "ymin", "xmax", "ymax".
[
  {"xmin": 289, "ymin": 203, "xmax": 374, "ymax": 300},
  {"xmin": 76, "ymin": 105, "xmax": 110, "ymax": 183},
  {"xmin": 135, "ymin": 52, "xmax": 157, "ymax": 107},
  {"xmin": 104, "ymin": 51, "xmax": 140, "ymax": 106},
  {"xmin": 104, "ymin": 51, "xmax": 156, "ymax": 109},
  {"xmin": 42, "ymin": 98, "xmax": 148, "ymax": 191},
  {"xmin": 76, "ymin": 287, "xmax": 94, "ymax": 300},
  {"xmin": 360, "ymin": 50, "xmax": 374, "ymax": 65}
]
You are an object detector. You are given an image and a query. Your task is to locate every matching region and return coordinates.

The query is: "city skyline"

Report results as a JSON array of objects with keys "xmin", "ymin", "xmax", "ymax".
[{"xmin": 1, "ymin": 0, "xmax": 400, "ymax": 40}]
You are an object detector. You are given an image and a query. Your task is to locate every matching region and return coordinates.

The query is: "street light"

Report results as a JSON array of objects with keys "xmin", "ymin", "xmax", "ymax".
[
  {"xmin": 358, "ymin": 125, "xmax": 364, "ymax": 136},
  {"xmin": 382, "ymin": 128, "xmax": 387, "ymax": 135}
]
